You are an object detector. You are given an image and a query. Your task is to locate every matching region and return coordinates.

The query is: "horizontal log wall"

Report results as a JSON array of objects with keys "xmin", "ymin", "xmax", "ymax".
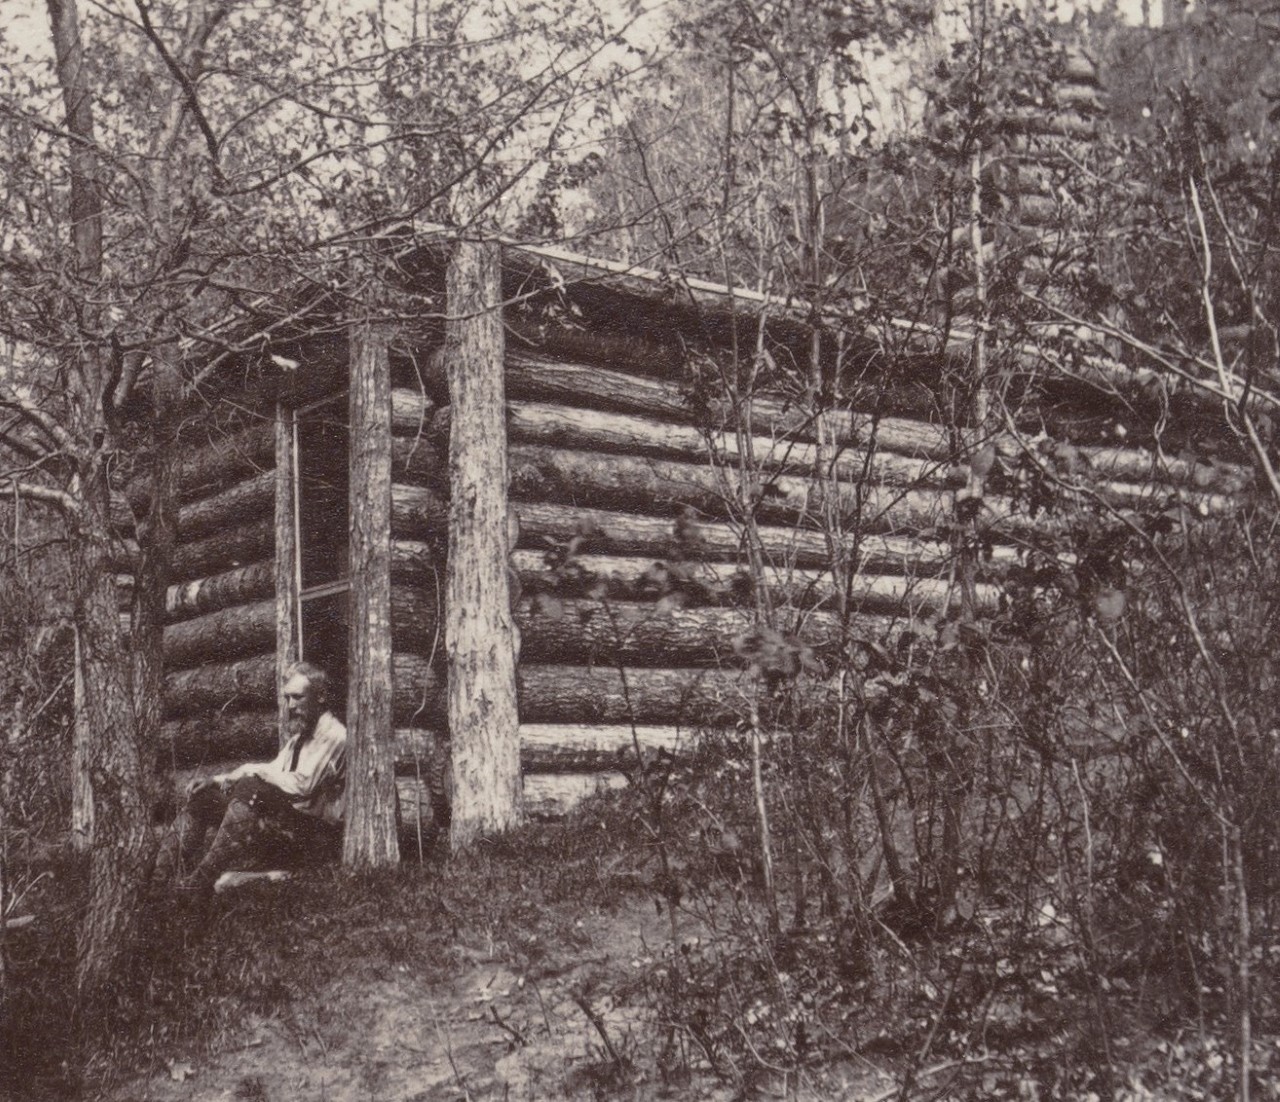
[
  {"xmin": 158, "ymin": 405, "xmax": 284, "ymax": 767},
  {"xmin": 157, "ymin": 305, "xmax": 1254, "ymax": 826},
  {"xmin": 434, "ymin": 324, "xmax": 1247, "ymax": 817}
]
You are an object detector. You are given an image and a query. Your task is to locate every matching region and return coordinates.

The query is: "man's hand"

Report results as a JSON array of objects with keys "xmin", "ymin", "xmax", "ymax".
[{"xmin": 186, "ymin": 775, "xmax": 228, "ymax": 798}]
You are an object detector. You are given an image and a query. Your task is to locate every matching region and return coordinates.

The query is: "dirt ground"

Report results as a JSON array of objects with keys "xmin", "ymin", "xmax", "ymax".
[
  {"xmin": 105, "ymin": 878, "xmax": 895, "ymax": 1102},
  {"xmin": 111, "ymin": 900, "xmax": 657, "ymax": 1101}
]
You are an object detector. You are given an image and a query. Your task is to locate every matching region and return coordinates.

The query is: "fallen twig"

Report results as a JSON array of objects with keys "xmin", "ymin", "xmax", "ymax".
[
  {"xmin": 570, "ymin": 990, "xmax": 627, "ymax": 1068},
  {"xmin": 488, "ymin": 1004, "xmax": 528, "ymax": 1047}
]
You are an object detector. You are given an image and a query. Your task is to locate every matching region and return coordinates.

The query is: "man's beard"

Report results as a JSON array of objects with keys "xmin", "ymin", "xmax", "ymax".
[{"xmin": 287, "ymin": 712, "xmax": 319, "ymax": 741}]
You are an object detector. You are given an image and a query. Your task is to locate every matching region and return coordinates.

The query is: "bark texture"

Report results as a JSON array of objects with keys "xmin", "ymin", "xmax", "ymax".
[
  {"xmin": 48, "ymin": 0, "xmax": 154, "ymax": 1011},
  {"xmin": 344, "ymin": 320, "xmax": 399, "ymax": 868},
  {"xmin": 513, "ymin": 597, "xmax": 850, "ymax": 666},
  {"xmin": 274, "ymin": 403, "xmax": 299, "ymax": 744},
  {"xmin": 175, "ymin": 470, "xmax": 273, "ymax": 542},
  {"xmin": 163, "ymin": 653, "xmax": 277, "ymax": 717},
  {"xmin": 395, "ymin": 723, "xmax": 702, "ymax": 774},
  {"xmin": 510, "ymin": 550, "xmax": 992, "ymax": 614},
  {"xmin": 513, "ymin": 664, "xmax": 745, "ymax": 726},
  {"xmin": 126, "ymin": 421, "xmax": 274, "ymax": 512},
  {"xmin": 173, "ymin": 517, "xmax": 274, "ymax": 582},
  {"xmin": 514, "ymin": 499, "xmax": 1002, "ymax": 574},
  {"xmin": 508, "ymin": 445, "xmax": 952, "ymax": 534},
  {"xmin": 158, "ymin": 710, "xmax": 276, "ymax": 769},
  {"xmin": 390, "ymin": 483, "xmax": 448, "ymax": 538},
  {"xmin": 165, "ymin": 559, "xmax": 275, "ymax": 622},
  {"xmin": 163, "ymin": 597, "xmax": 275, "ymax": 668},
  {"xmin": 444, "ymin": 239, "xmax": 522, "ymax": 848}
]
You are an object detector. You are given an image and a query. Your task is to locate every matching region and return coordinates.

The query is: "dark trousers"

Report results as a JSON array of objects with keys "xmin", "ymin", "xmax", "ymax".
[{"xmin": 155, "ymin": 776, "xmax": 340, "ymax": 889}]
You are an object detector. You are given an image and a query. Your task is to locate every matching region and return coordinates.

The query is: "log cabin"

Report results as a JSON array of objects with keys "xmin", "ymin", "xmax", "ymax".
[
  {"xmin": 142, "ymin": 53, "xmax": 1256, "ymax": 833},
  {"xmin": 139, "ymin": 233, "xmax": 1253, "ymax": 839}
]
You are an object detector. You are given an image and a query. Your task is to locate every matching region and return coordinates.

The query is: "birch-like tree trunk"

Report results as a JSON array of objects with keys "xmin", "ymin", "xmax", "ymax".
[{"xmin": 445, "ymin": 238, "xmax": 522, "ymax": 849}]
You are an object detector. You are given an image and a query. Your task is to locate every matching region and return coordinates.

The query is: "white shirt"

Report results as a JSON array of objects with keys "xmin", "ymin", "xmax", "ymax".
[{"xmin": 221, "ymin": 711, "xmax": 347, "ymax": 823}]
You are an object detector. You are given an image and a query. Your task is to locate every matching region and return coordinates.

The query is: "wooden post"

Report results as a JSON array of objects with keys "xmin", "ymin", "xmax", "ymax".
[
  {"xmin": 446, "ymin": 238, "xmax": 522, "ymax": 849},
  {"xmin": 343, "ymin": 320, "xmax": 400, "ymax": 867},
  {"xmin": 274, "ymin": 401, "xmax": 300, "ymax": 748}
]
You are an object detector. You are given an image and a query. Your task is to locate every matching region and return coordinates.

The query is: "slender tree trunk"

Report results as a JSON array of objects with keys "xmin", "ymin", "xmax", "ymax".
[
  {"xmin": 49, "ymin": 0, "xmax": 105, "ymax": 857},
  {"xmin": 70, "ymin": 483, "xmax": 153, "ymax": 1011},
  {"xmin": 445, "ymin": 238, "xmax": 522, "ymax": 850},
  {"xmin": 274, "ymin": 402, "xmax": 300, "ymax": 744},
  {"xmin": 344, "ymin": 320, "xmax": 399, "ymax": 867},
  {"xmin": 47, "ymin": 0, "xmax": 155, "ymax": 1010}
]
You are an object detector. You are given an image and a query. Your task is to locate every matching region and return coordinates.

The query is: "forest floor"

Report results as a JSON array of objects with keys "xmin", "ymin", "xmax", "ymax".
[
  {"xmin": 100, "ymin": 876, "xmax": 891, "ymax": 1102},
  {"xmin": 5, "ymin": 792, "xmax": 1274, "ymax": 1101}
]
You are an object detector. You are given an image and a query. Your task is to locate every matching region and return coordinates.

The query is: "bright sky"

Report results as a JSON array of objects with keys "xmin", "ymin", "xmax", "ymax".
[{"xmin": 0, "ymin": 0, "xmax": 1161, "ymax": 64}]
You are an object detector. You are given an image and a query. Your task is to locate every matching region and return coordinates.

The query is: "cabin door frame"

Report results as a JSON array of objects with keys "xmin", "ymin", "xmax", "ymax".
[{"xmin": 274, "ymin": 389, "xmax": 350, "ymax": 742}]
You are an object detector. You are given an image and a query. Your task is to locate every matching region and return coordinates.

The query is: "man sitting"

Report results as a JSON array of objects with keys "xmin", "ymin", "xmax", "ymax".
[{"xmin": 156, "ymin": 661, "xmax": 346, "ymax": 898}]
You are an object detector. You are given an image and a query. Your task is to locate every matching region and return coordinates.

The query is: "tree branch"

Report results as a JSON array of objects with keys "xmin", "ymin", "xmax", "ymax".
[
  {"xmin": 0, "ymin": 382, "xmax": 74, "ymax": 453},
  {"xmin": 0, "ymin": 478, "xmax": 80, "ymax": 519},
  {"xmin": 132, "ymin": 0, "xmax": 226, "ymax": 192}
]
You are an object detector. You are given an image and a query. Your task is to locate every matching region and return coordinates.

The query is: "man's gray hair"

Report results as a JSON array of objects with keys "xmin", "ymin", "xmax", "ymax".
[{"xmin": 284, "ymin": 660, "xmax": 329, "ymax": 704}]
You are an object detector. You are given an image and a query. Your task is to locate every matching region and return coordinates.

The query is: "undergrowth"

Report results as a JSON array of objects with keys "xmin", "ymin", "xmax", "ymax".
[
  {"xmin": 4, "ymin": 737, "xmax": 1279, "ymax": 1101},
  {"xmin": 0, "ymin": 817, "xmax": 638, "ymax": 1101}
]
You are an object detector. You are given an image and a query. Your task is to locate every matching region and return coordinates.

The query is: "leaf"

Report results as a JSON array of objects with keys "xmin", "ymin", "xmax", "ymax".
[
  {"xmin": 970, "ymin": 442, "xmax": 997, "ymax": 479},
  {"xmin": 1093, "ymin": 586, "xmax": 1126, "ymax": 623},
  {"xmin": 167, "ymin": 1060, "xmax": 195, "ymax": 1082}
]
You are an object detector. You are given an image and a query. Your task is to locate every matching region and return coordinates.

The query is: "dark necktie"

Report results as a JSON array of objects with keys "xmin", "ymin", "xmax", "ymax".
[{"xmin": 289, "ymin": 735, "xmax": 309, "ymax": 772}]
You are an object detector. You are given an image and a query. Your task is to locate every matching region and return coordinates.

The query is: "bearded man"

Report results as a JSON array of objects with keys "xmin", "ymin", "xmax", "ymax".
[{"xmin": 156, "ymin": 661, "xmax": 347, "ymax": 897}]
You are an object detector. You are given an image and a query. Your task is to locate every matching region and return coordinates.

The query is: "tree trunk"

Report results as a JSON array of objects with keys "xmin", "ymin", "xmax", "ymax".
[
  {"xmin": 167, "ymin": 584, "xmax": 437, "ymax": 670},
  {"xmin": 391, "ymin": 653, "xmax": 444, "ymax": 726},
  {"xmin": 163, "ymin": 597, "xmax": 276, "ymax": 668},
  {"xmin": 515, "ymin": 664, "xmax": 744, "ymax": 726},
  {"xmin": 506, "ymin": 401, "xmax": 945, "ymax": 486},
  {"xmin": 397, "ymin": 722, "xmax": 702, "ymax": 773},
  {"xmin": 70, "ymin": 496, "xmax": 153, "ymax": 1013},
  {"xmin": 166, "ymin": 559, "xmax": 275, "ymax": 622},
  {"xmin": 390, "ymin": 437, "xmax": 446, "ymax": 487},
  {"xmin": 396, "ymin": 771, "xmax": 627, "ymax": 825},
  {"xmin": 172, "ymin": 517, "xmax": 274, "ymax": 582},
  {"xmin": 159, "ymin": 709, "xmax": 276, "ymax": 769},
  {"xmin": 514, "ymin": 499, "xmax": 1004, "ymax": 574},
  {"xmin": 390, "ymin": 483, "xmax": 449, "ymax": 539},
  {"xmin": 391, "ymin": 387, "xmax": 437, "ymax": 437},
  {"xmin": 445, "ymin": 238, "xmax": 522, "ymax": 849},
  {"xmin": 508, "ymin": 444, "xmax": 953, "ymax": 535},
  {"xmin": 512, "ymin": 597, "xmax": 850, "ymax": 666},
  {"xmin": 174, "ymin": 470, "xmax": 273, "ymax": 542},
  {"xmin": 130, "ymin": 342, "xmax": 182, "ymax": 825},
  {"xmin": 274, "ymin": 402, "xmax": 299, "ymax": 745},
  {"xmin": 125, "ymin": 421, "xmax": 274, "ymax": 512},
  {"xmin": 163, "ymin": 653, "xmax": 277, "ymax": 717},
  {"xmin": 420, "ymin": 349, "xmax": 955, "ymax": 459},
  {"xmin": 432, "ymin": 398, "xmax": 953, "ymax": 488},
  {"xmin": 344, "ymin": 320, "xmax": 399, "ymax": 868},
  {"xmin": 47, "ymin": 0, "xmax": 157, "ymax": 1014},
  {"xmin": 510, "ymin": 549, "xmax": 991, "ymax": 614},
  {"xmin": 386, "ymin": 585, "xmax": 441, "ymax": 650}
]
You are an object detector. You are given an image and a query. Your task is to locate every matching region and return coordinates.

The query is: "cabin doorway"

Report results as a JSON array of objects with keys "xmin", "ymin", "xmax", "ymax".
[{"xmin": 295, "ymin": 392, "xmax": 349, "ymax": 713}]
